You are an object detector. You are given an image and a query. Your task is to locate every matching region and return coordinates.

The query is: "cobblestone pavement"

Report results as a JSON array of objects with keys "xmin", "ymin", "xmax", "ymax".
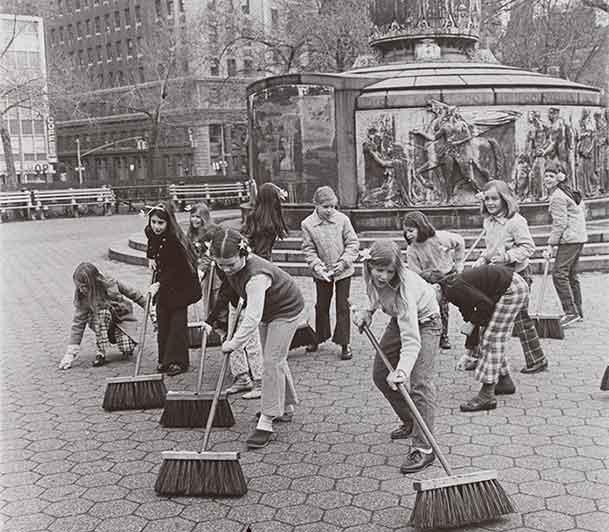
[{"xmin": 1, "ymin": 214, "xmax": 608, "ymax": 532}]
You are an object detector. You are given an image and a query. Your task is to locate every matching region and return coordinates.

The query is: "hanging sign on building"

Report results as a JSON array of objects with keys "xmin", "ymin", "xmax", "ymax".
[{"xmin": 47, "ymin": 116, "xmax": 57, "ymax": 163}]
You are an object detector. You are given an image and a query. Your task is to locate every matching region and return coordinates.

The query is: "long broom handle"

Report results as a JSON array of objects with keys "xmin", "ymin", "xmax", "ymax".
[
  {"xmin": 134, "ymin": 270, "xmax": 156, "ymax": 377},
  {"xmin": 201, "ymin": 298, "xmax": 244, "ymax": 452},
  {"xmin": 463, "ymin": 229, "xmax": 486, "ymax": 264},
  {"xmin": 533, "ymin": 257, "xmax": 550, "ymax": 316},
  {"xmin": 361, "ymin": 324, "xmax": 454, "ymax": 476},
  {"xmin": 195, "ymin": 262, "xmax": 215, "ymax": 394}
]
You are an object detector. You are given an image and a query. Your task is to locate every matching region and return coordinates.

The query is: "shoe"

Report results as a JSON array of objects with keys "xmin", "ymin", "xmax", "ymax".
[
  {"xmin": 242, "ymin": 380, "xmax": 262, "ymax": 400},
  {"xmin": 255, "ymin": 410, "xmax": 293, "ymax": 423},
  {"xmin": 440, "ymin": 337, "xmax": 452, "ymax": 350},
  {"xmin": 390, "ymin": 421, "xmax": 414, "ymax": 440},
  {"xmin": 400, "ymin": 449, "xmax": 435, "ymax": 474},
  {"xmin": 560, "ymin": 314, "xmax": 582, "ymax": 328},
  {"xmin": 520, "ymin": 359, "xmax": 548, "ymax": 374},
  {"xmin": 92, "ymin": 354, "xmax": 106, "ymax": 367},
  {"xmin": 59, "ymin": 351, "xmax": 79, "ymax": 370},
  {"xmin": 340, "ymin": 345, "xmax": 352, "ymax": 360},
  {"xmin": 225, "ymin": 376, "xmax": 253, "ymax": 394},
  {"xmin": 495, "ymin": 374, "xmax": 516, "ymax": 395},
  {"xmin": 122, "ymin": 351, "xmax": 133, "ymax": 360},
  {"xmin": 306, "ymin": 343, "xmax": 318, "ymax": 352},
  {"xmin": 460, "ymin": 396, "xmax": 497, "ymax": 412},
  {"xmin": 246, "ymin": 429, "xmax": 275, "ymax": 449},
  {"xmin": 456, "ymin": 353, "xmax": 479, "ymax": 371},
  {"xmin": 166, "ymin": 363, "xmax": 187, "ymax": 376}
]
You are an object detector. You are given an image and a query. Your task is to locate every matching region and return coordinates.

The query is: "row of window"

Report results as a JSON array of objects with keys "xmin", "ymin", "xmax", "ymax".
[
  {"xmin": 67, "ymin": 37, "xmax": 140, "ymax": 66},
  {"xmin": 5, "ymin": 119, "xmax": 46, "ymax": 136},
  {"xmin": 154, "ymin": 0, "xmax": 185, "ymax": 18},
  {"xmin": 3, "ymin": 50, "xmax": 42, "ymax": 70},
  {"xmin": 50, "ymin": 7, "xmax": 141, "ymax": 44},
  {"xmin": 210, "ymin": 57, "xmax": 253, "ymax": 77}
]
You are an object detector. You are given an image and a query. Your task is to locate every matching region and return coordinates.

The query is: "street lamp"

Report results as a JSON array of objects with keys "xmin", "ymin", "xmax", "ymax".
[{"xmin": 75, "ymin": 138, "xmax": 85, "ymax": 185}]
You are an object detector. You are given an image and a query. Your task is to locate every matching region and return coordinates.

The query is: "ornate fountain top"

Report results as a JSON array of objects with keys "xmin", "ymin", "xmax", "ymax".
[{"xmin": 369, "ymin": 0, "xmax": 481, "ymax": 62}]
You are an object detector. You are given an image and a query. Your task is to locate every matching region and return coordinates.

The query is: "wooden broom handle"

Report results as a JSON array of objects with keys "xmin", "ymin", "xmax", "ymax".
[
  {"xmin": 195, "ymin": 262, "xmax": 215, "ymax": 394},
  {"xmin": 463, "ymin": 229, "xmax": 486, "ymax": 264},
  {"xmin": 201, "ymin": 298, "xmax": 244, "ymax": 452},
  {"xmin": 134, "ymin": 270, "xmax": 156, "ymax": 377},
  {"xmin": 362, "ymin": 324, "xmax": 454, "ymax": 476},
  {"xmin": 533, "ymin": 258, "xmax": 550, "ymax": 316}
]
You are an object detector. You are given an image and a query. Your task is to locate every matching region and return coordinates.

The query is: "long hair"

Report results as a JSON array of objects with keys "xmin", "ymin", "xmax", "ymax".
[
  {"xmin": 187, "ymin": 201, "xmax": 211, "ymax": 242},
  {"xmin": 148, "ymin": 201, "xmax": 198, "ymax": 272},
  {"xmin": 72, "ymin": 262, "xmax": 109, "ymax": 310},
  {"xmin": 402, "ymin": 211, "xmax": 436, "ymax": 242},
  {"xmin": 243, "ymin": 183, "xmax": 288, "ymax": 241},
  {"xmin": 362, "ymin": 241, "xmax": 410, "ymax": 316},
  {"xmin": 480, "ymin": 180, "xmax": 519, "ymax": 219}
]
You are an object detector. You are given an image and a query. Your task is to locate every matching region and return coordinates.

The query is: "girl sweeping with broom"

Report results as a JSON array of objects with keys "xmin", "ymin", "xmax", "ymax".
[
  {"xmin": 146, "ymin": 201, "xmax": 202, "ymax": 377},
  {"xmin": 59, "ymin": 262, "xmax": 148, "ymax": 369},
  {"xmin": 210, "ymin": 227, "xmax": 304, "ymax": 449},
  {"xmin": 352, "ymin": 240, "xmax": 441, "ymax": 474}
]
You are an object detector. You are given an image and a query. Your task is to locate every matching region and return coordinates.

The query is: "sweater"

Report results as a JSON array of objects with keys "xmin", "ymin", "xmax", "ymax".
[
  {"xmin": 480, "ymin": 213, "xmax": 535, "ymax": 273},
  {"xmin": 406, "ymin": 230, "xmax": 465, "ymax": 277},
  {"xmin": 548, "ymin": 188, "xmax": 588, "ymax": 245}
]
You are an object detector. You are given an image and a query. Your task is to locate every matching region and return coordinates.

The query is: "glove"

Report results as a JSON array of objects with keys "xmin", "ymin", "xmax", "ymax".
[
  {"xmin": 352, "ymin": 309, "xmax": 373, "ymax": 332},
  {"xmin": 314, "ymin": 264, "xmax": 332, "ymax": 283},
  {"xmin": 59, "ymin": 345, "xmax": 80, "ymax": 370}
]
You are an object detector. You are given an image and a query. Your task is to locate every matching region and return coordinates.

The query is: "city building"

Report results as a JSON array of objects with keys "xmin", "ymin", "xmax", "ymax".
[
  {"xmin": 0, "ymin": 14, "xmax": 55, "ymax": 186},
  {"xmin": 44, "ymin": 0, "xmax": 286, "ymax": 185}
]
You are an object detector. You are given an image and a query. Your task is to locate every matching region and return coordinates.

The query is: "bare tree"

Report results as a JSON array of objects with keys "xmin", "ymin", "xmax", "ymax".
[{"xmin": 582, "ymin": 0, "xmax": 609, "ymax": 12}]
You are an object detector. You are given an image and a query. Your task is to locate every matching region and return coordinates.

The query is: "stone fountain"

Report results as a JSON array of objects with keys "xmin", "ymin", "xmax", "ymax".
[{"xmin": 246, "ymin": 0, "xmax": 609, "ymax": 230}]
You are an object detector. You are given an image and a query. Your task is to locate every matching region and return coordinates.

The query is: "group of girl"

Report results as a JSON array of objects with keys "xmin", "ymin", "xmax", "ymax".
[{"xmin": 59, "ymin": 167, "xmax": 587, "ymax": 474}]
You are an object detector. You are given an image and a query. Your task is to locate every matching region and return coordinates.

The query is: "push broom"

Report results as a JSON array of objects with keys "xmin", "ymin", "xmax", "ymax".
[
  {"xmin": 600, "ymin": 364, "xmax": 609, "ymax": 391},
  {"xmin": 530, "ymin": 257, "xmax": 564, "ymax": 339},
  {"xmin": 361, "ymin": 324, "xmax": 514, "ymax": 529},
  {"xmin": 155, "ymin": 300, "xmax": 247, "ymax": 497},
  {"xmin": 159, "ymin": 263, "xmax": 235, "ymax": 428},
  {"xmin": 103, "ymin": 272, "xmax": 166, "ymax": 411}
]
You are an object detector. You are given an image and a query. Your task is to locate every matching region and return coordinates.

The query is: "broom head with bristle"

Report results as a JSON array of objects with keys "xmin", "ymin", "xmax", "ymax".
[
  {"xmin": 409, "ymin": 470, "xmax": 515, "ymax": 530},
  {"xmin": 159, "ymin": 391, "xmax": 235, "ymax": 428},
  {"xmin": 601, "ymin": 365, "xmax": 609, "ymax": 391},
  {"xmin": 290, "ymin": 322, "xmax": 317, "ymax": 350},
  {"xmin": 155, "ymin": 450, "xmax": 247, "ymax": 497},
  {"xmin": 532, "ymin": 313, "xmax": 564, "ymax": 339},
  {"xmin": 102, "ymin": 374, "xmax": 166, "ymax": 412}
]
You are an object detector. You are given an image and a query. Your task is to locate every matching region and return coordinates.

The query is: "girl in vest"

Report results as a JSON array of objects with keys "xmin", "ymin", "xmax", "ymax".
[
  {"xmin": 353, "ymin": 241, "xmax": 441, "ymax": 474},
  {"xmin": 543, "ymin": 160, "xmax": 587, "ymax": 327},
  {"xmin": 59, "ymin": 262, "xmax": 146, "ymax": 369},
  {"xmin": 470, "ymin": 180, "xmax": 548, "ymax": 375},
  {"xmin": 211, "ymin": 227, "xmax": 305, "ymax": 449},
  {"xmin": 403, "ymin": 211, "xmax": 465, "ymax": 350},
  {"xmin": 146, "ymin": 201, "xmax": 202, "ymax": 376}
]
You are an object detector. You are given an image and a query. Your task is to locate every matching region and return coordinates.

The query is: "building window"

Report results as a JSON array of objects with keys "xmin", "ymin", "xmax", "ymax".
[
  {"xmin": 59, "ymin": 26, "xmax": 64, "ymax": 42},
  {"xmin": 50, "ymin": 28, "xmax": 56, "ymax": 42},
  {"xmin": 108, "ymin": 71, "xmax": 114, "ymax": 85},
  {"xmin": 117, "ymin": 71, "xmax": 124, "ymax": 85},
  {"xmin": 271, "ymin": 8, "xmax": 278, "ymax": 28},
  {"xmin": 126, "ymin": 38, "xmax": 133, "ymax": 57},
  {"xmin": 94, "ymin": 16, "xmax": 100, "ymax": 33},
  {"xmin": 75, "ymin": 0, "xmax": 81, "ymax": 9},
  {"xmin": 167, "ymin": 0, "xmax": 174, "ymax": 17},
  {"xmin": 124, "ymin": 7, "xmax": 131, "ymax": 26},
  {"xmin": 21, "ymin": 120, "xmax": 33, "ymax": 135},
  {"xmin": 135, "ymin": 5, "xmax": 141, "ymax": 23},
  {"xmin": 87, "ymin": 47, "xmax": 93, "ymax": 63},
  {"xmin": 210, "ymin": 58, "xmax": 219, "ymax": 76},
  {"xmin": 115, "ymin": 41, "xmax": 122, "ymax": 59},
  {"xmin": 138, "ymin": 66, "xmax": 145, "ymax": 82},
  {"xmin": 227, "ymin": 58, "xmax": 236, "ymax": 76},
  {"xmin": 78, "ymin": 49, "xmax": 84, "ymax": 66},
  {"xmin": 241, "ymin": 0, "xmax": 249, "ymax": 15},
  {"xmin": 106, "ymin": 42, "xmax": 112, "ymax": 60},
  {"xmin": 34, "ymin": 120, "xmax": 44, "ymax": 135},
  {"xmin": 155, "ymin": 0, "xmax": 162, "ymax": 18},
  {"xmin": 67, "ymin": 23, "xmax": 73, "ymax": 40},
  {"xmin": 76, "ymin": 21, "xmax": 82, "ymax": 38},
  {"xmin": 96, "ymin": 44, "xmax": 102, "ymax": 61},
  {"xmin": 179, "ymin": 0, "xmax": 184, "ymax": 13},
  {"xmin": 114, "ymin": 10, "xmax": 120, "ymax": 29},
  {"xmin": 58, "ymin": 0, "xmax": 63, "ymax": 10},
  {"xmin": 98, "ymin": 72, "xmax": 104, "ymax": 86},
  {"xmin": 85, "ymin": 18, "xmax": 91, "ymax": 35},
  {"xmin": 243, "ymin": 58, "xmax": 253, "ymax": 74},
  {"xmin": 136, "ymin": 35, "xmax": 142, "ymax": 53},
  {"xmin": 104, "ymin": 13, "xmax": 111, "ymax": 32}
]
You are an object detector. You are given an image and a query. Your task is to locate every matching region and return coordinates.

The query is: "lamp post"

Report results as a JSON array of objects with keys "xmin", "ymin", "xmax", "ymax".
[{"xmin": 75, "ymin": 138, "xmax": 85, "ymax": 185}]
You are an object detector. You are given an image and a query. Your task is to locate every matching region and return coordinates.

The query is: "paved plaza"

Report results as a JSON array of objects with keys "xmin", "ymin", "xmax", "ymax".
[{"xmin": 1, "ymin": 214, "xmax": 608, "ymax": 532}]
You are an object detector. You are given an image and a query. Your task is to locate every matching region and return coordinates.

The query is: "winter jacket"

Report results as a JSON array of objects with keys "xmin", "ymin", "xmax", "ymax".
[{"xmin": 548, "ymin": 188, "xmax": 588, "ymax": 245}]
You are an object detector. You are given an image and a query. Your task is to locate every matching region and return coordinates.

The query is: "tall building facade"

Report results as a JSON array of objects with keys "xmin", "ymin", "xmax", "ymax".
[
  {"xmin": 45, "ymin": 0, "xmax": 281, "ymax": 184},
  {"xmin": 0, "ymin": 14, "xmax": 55, "ymax": 186}
]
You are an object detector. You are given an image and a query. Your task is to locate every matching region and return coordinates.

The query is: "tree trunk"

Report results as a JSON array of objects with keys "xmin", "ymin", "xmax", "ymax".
[
  {"xmin": 1, "ymin": 122, "xmax": 17, "ymax": 189},
  {"xmin": 147, "ymin": 120, "xmax": 161, "ymax": 180}
]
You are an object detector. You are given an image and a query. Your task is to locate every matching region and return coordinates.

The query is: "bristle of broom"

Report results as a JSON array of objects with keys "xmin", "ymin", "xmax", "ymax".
[
  {"xmin": 601, "ymin": 365, "xmax": 609, "ymax": 391},
  {"xmin": 409, "ymin": 479, "xmax": 515, "ymax": 529},
  {"xmin": 160, "ymin": 398, "xmax": 235, "ymax": 428},
  {"xmin": 533, "ymin": 317, "xmax": 564, "ymax": 340},
  {"xmin": 155, "ymin": 457, "xmax": 247, "ymax": 497},
  {"xmin": 103, "ymin": 380, "xmax": 167, "ymax": 411},
  {"xmin": 290, "ymin": 323, "xmax": 317, "ymax": 350}
]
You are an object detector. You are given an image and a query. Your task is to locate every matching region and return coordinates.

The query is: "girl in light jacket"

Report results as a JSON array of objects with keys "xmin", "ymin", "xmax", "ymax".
[{"xmin": 543, "ymin": 161, "xmax": 588, "ymax": 327}]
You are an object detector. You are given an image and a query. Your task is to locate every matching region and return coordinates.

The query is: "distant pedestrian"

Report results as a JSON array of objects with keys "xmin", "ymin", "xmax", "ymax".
[
  {"xmin": 403, "ymin": 210, "xmax": 465, "ymax": 350},
  {"xmin": 59, "ymin": 262, "xmax": 147, "ymax": 369},
  {"xmin": 543, "ymin": 160, "xmax": 587, "ymax": 327},
  {"xmin": 210, "ymin": 227, "xmax": 305, "ymax": 449},
  {"xmin": 301, "ymin": 186, "xmax": 360, "ymax": 360},
  {"xmin": 470, "ymin": 180, "xmax": 548, "ymax": 375},
  {"xmin": 353, "ymin": 240, "xmax": 441, "ymax": 474},
  {"xmin": 145, "ymin": 201, "xmax": 202, "ymax": 376},
  {"xmin": 436, "ymin": 265, "xmax": 527, "ymax": 412}
]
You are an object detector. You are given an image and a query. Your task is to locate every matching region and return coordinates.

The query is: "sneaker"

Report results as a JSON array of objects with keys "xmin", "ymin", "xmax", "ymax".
[
  {"xmin": 92, "ymin": 353, "xmax": 106, "ymax": 367},
  {"xmin": 59, "ymin": 350, "xmax": 79, "ymax": 370},
  {"xmin": 225, "ymin": 375, "xmax": 253, "ymax": 394},
  {"xmin": 456, "ymin": 353, "xmax": 479, "ymax": 371},
  {"xmin": 246, "ymin": 428, "xmax": 275, "ymax": 449},
  {"xmin": 390, "ymin": 420, "xmax": 414, "ymax": 440},
  {"xmin": 439, "ymin": 337, "xmax": 452, "ymax": 350},
  {"xmin": 166, "ymin": 363, "xmax": 188, "ymax": 376},
  {"xmin": 242, "ymin": 380, "xmax": 262, "ymax": 400},
  {"xmin": 460, "ymin": 396, "xmax": 497, "ymax": 412},
  {"xmin": 560, "ymin": 314, "xmax": 582, "ymax": 328},
  {"xmin": 255, "ymin": 410, "xmax": 293, "ymax": 423},
  {"xmin": 340, "ymin": 345, "xmax": 353, "ymax": 360},
  {"xmin": 400, "ymin": 449, "xmax": 435, "ymax": 474}
]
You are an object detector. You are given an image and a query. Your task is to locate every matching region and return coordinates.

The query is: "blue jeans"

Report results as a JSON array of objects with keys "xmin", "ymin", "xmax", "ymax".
[
  {"xmin": 373, "ymin": 315, "xmax": 441, "ymax": 450},
  {"xmin": 552, "ymin": 243, "xmax": 584, "ymax": 317}
]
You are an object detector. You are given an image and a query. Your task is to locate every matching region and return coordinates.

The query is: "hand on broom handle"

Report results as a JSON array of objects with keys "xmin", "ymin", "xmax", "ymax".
[
  {"xmin": 201, "ymin": 298, "xmax": 244, "ymax": 453},
  {"xmin": 361, "ymin": 324, "xmax": 454, "ymax": 476},
  {"xmin": 134, "ymin": 271, "xmax": 157, "ymax": 377},
  {"xmin": 195, "ymin": 263, "xmax": 216, "ymax": 395},
  {"xmin": 533, "ymin": 257, "xmax": 550, "ymax": 316},
  {"xmin": 463, "ymin": 229, "xmax": 486, "ymax": 264}
]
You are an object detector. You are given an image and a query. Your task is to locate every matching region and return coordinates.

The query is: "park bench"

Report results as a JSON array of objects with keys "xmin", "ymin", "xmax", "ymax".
[
  {"xmin": 32, "ymin": 187, "xmax": 115, "ymax": 219},
  {"xmin": 112, "ymin": 184, "xmax": 169, "ymax": 213},
  {"xmin": 0, "ymin": 190, "xmax": 34, "ymax": 222},
  {"xmin": 168, "ymin": 181, "xmax": 250, "ymax": 210}
]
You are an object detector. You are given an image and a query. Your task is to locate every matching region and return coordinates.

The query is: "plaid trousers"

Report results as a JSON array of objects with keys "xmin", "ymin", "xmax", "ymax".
[
  {"xmin": 475, "ymin": 274, "xmax": 529, "ymax": 384},
  {"xmin": 93, "ymin": 308, "xmax": 137, "ymax": 356}
]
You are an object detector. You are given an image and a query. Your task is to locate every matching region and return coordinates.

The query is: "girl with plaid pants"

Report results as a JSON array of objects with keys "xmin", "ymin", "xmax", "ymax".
[{"xmin": 437, "ymin": 265, "xmax": 528, "ymax": 411}]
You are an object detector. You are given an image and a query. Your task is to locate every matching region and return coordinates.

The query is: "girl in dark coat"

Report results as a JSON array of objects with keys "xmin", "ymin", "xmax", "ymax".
[{"xmin": 146, "ymin": 201, "xmax": 202, "ymax": 376}]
